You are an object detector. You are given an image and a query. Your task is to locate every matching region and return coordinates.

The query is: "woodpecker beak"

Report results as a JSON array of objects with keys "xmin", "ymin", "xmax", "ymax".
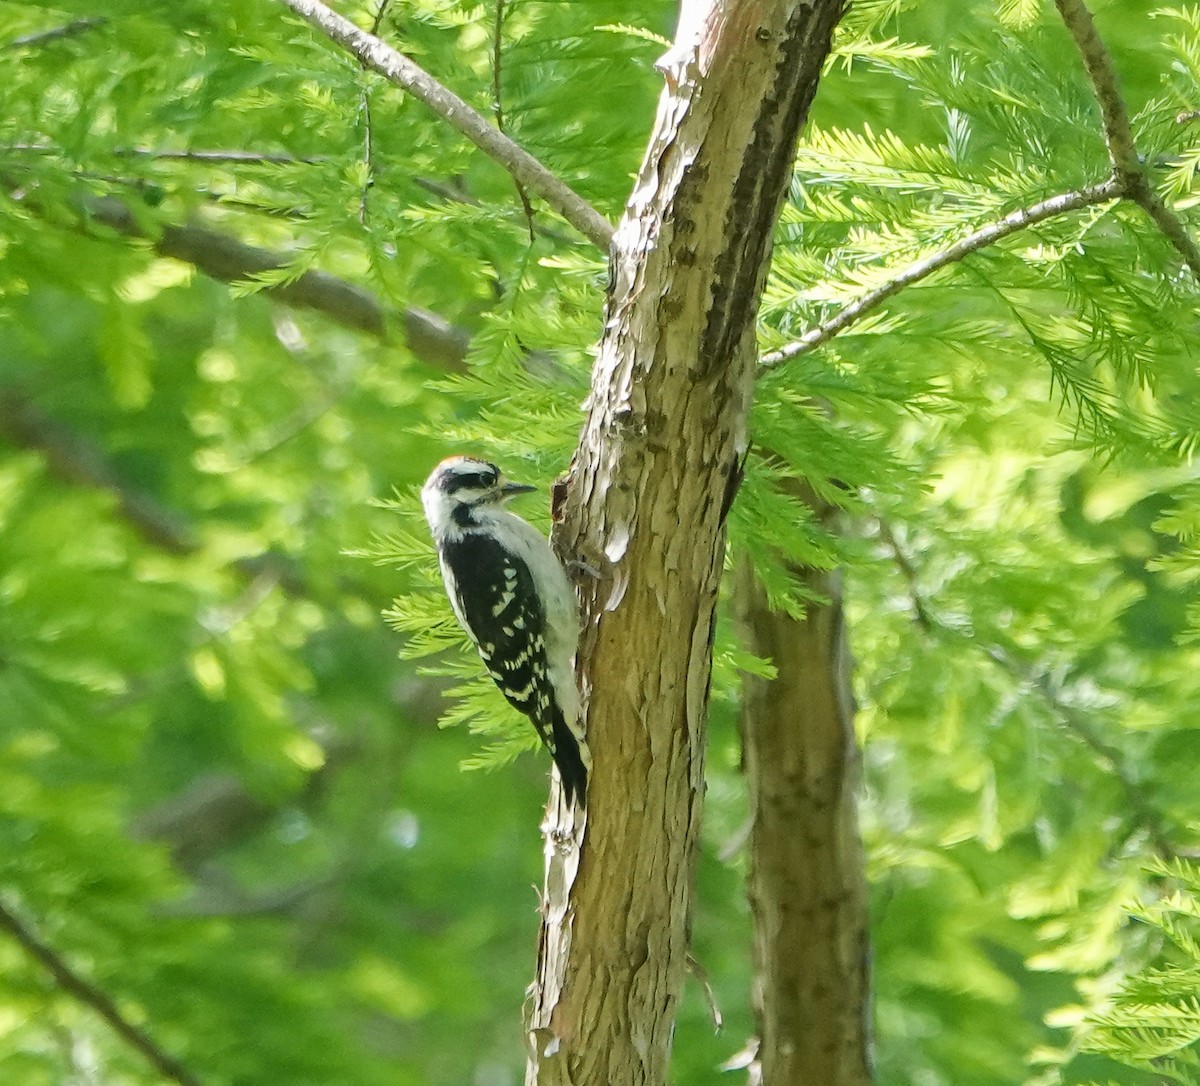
[{"xmin": 499, "ymin": 480, "xmax": 536, "ymax": 500}]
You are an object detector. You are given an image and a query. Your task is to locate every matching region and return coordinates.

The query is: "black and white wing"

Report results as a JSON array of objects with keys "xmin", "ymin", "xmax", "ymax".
[{"xmin": 439, "ymin": 532, "xmax": 588, "ymax": 803}]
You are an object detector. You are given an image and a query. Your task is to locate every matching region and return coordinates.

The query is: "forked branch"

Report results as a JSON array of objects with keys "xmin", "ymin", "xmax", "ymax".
[
  {"xmin": 1054, "ymin": 0, "xmax": 1200, "ymax": 277},
  {"xmin": 767, "ymin": 1, "xmax": 1200, "ymax": 367}
]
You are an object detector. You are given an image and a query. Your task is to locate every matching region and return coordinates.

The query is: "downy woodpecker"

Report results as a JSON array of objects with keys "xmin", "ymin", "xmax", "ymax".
[{"xmin": 421, "ymin": 456, "xmax": 589, "ymax": 805}]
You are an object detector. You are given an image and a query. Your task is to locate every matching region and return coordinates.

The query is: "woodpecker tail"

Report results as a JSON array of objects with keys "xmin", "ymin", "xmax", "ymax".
[{"xmin": 550, "ymin": 708, "xmax": 589, "ymax": 807}]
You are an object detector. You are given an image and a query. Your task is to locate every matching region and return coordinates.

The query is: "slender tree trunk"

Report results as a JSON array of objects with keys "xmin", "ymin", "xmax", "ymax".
[
  {"xmin": 736, "ymin": 499, "xmax": 872, "ymax": 1084},
  {"xmin": 525, "ymin": 3, "xmax": 846, "ymax": 1084}
]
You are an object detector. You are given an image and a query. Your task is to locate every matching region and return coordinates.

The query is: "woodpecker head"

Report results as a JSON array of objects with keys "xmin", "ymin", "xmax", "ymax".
[{"xmin": 421, "ymin": 456, "xmax": 536, "ymax": 536}]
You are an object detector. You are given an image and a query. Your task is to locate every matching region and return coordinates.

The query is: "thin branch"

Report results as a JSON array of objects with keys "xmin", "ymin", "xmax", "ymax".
[
  {"xmin": 0, "ymin": 899, "xmax": 203, "ymax": 1086},
  {"xmin": 0, "ymin": 388, "xmax": 291, "ymax": 587},
  {"xmin": 4, "ymin": 17, "xmax": 106, "ymax": 50},
  {"xmin": 412, "ymin": 175, "xmax": 474, "ymax": 204},
  {"xmin": 685, "ymin": 952, "xmax": 724, "ymax": 1032},
  {"xmin": 0, "ymin": 385, "xmax": 322, "ymax": 607},
  {"xmin": 116, "ymin": 148, "xmax": 322, "ymax": 165},
  {"xmin": 155, "ymin": 876, "xmax": 336, "ymax": 919},
  {"xmin": 490, "ymin": 0, "xmax": 535, "ymax": 242},
  {"xmin": 359, "ymin": 92, "xmax": 375, "ymax": 226},
  {"xmin": 111, "ymin": 148, "xmax": 321, "ymax": 165},
  {"xmin": 6, "ymin": 143, "xmax": 326, "ymax": 165},
  {"xmin": 1054, "ymin": 0, "xmax": 1200, "ymax": 277},
  {"xmin": 275, "ymin": 0, "xmax": 613, "ymax": 250},
  {"xmin": 9, "ymin": 140, "xmax": 573, "ymax": 239},
  {"xmin": 1130, "ymin": 185, "xmax": 1200, "ymax": 275},
  {"xmin": 491, "ymin": 0, "xmax": 507, "ymax": 136},
  {"xmin": 357, "ymin": 0, "xmax": 392, "ymax": 225},
  {"xmin": 6, "ymin": 154, "xmax": 316, "ymax": 224},
  {"xmin": 1053, "ymin": 0, "xmax": 1139, "ymax": 178},
  {"xmin": 0, "ymin": 381, "xmax": 379, "ymax": 612},
  {"xmin": 761, "ymin": 180, "xmax": 1121, "ymax": 367},
  {"xmin": 412, "ymin": 174, "xmax": 575, "ymax": 245},
  {"xmin": 368, "ymin": 1, "xmax": 393, "ymax": 45},
  {"xmin": 91, "ymin": 195, "xmax": 385, "ymax": 330},
  {"xmin": 70, "ymin": 193, "xmax": 469, "ymax": 369},
  {"xmin": 985, "ymin": 644, "xmax": 1177, "ymax": 862},
  {"xmin": 0, "ymin": 388, "xmax": 197, "ymax": 554},
  {"xmin": 875, "ymin": 519, "xmax": 933, "ymax": 631},
  {"xmin": 879, "ymin": 521, "xmax": 1178, "ymax": 861},
  {"xmin": 133, "ymin": 739, "xmax": 357, "ymax": 872}
]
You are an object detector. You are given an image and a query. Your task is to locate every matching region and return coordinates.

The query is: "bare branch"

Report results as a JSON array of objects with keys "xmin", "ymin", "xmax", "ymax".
[
  {"xmin": 0, "ymin": 899, "xmax": 204, "ymax": 1086},
  {"xmin": 155, "ymin": 875, "xmax": 335, "ymax": 919},
  {"xmin": 1018, "ymin": 663, "xmax": 1178, "ymax": 862},
  {"xmin": 12, "ymin": 177, "xmax": 453, "ymax": 360},
  {"xmin": 133, "ymin": 734, "xmax": 358, "ymax": 871},
  {"xmin": 761, "ymin": 181, "xmax": 1121, "ymax": 367},
  {"xmin": 1129, "ymin": 183, "xmax": 1200, "ymax": 276},
  {"xmin": 0, "ymin": 388, "xmax": 197, "ymax": 554},
  {"xmin": 875, "ymin": 519, "xmax": 933, "ymax": 631},
  {"xmin": 412, "ymin": 174, "xmax": 575, "ymax": 245},
  {"xmin": 490, "ymin": 0, "xmax": 535, "ymax": 242},
  {"xmin": 7, "ymin": 143, "xmax": 326, "ymax": 165},
  {"xmin": 1053, "ymin": 0, "xmax": 1139, "ymax": 177},
  {"xmin": 276, "ymin": 0, "xmax": 614, "ymax": 250},
  {"xmin": 4, "ymin": 17, "xmax": 106, "ymax": 50},
  {"xmin": 0, "ymin": 386, "xmax": 346, "ymax": 604},
  {"xmin": 1054, "ymin": 0, "xmax": 1200, "ymax": 277},
  {"xmin": 117, "ymin": 148, "xmax": 323, "ymax": 165},
  {"xmin": 11, "ymin": 140, "xmax": 572, "ymax": 241},
  {"xmin": 69, "ymin": 193, "xmax": 469, "ymax": 369},
  {"xmin": 0, "ymin": 377, "xmax": 398, "ymax": 621},
  {"xmin": 491, "ymin": 0, "xmax": 507, "ymax": 137},
  {"xmin": 685, "ymin": 952, "xmax": 724, "ymax": 1032},
  {"xmin": 357, "ymin": 0, "xmax": 393, "ymax": 225}
]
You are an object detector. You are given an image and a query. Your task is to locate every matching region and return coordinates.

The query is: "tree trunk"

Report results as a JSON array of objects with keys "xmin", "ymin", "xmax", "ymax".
[
  {"xmin": 524, "ymin": 3, "xmax": 846, "ymax": 1084},
  {"xmin": 736, "ymin": 511, "xmax": 872, "ymax": 1084}
]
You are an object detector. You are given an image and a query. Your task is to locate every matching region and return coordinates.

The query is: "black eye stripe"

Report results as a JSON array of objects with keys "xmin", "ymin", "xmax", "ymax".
[{"xmin": 442, "ymin": 467, "xmax": 498, "ymax": 492}]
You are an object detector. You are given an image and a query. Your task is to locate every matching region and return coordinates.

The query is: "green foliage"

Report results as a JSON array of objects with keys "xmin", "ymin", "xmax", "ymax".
[
  {"xmin": 1080, "ymin": 861, "xmax": 1200, "ymax": 1084},
  {"xmin": 739, "ymin": 2, "xmax": 1200, "ymax": 1084},
  {"xmin": 1, "ymin": 0, "xmax": 1198, "ymax": 1085}
]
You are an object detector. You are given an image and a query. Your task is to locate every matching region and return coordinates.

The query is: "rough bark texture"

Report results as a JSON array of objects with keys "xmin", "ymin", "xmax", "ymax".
[
  {"xmin": 735, "ymin": 493, "xmax": 872, "ymax": 1086},
  {"xmin": 525, "ymin": 3, "xmax": 846, "ymax": 1084}
]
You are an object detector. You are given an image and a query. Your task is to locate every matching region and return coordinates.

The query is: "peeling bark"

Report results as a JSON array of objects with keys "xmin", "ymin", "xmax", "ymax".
[
  {"xmin": 524, "ymin": 3, "xmax": 846, "ymax": 1084},
  {"xmin": 735, "ymin": 490, "xmax": 871, "ymax": 1086}
]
